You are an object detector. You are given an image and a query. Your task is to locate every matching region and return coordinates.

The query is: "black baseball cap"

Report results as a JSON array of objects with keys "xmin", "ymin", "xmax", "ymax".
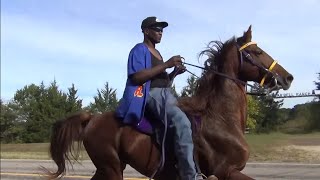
[{"xmin": 141, "ymin": 16, "xmax": 168, "ymax": 29}]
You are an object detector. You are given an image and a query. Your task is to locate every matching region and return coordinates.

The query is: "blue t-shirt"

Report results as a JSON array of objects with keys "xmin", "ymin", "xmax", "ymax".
[{"xmin": 115, "ymin": 43, "xmax": 152, "ymax": 124}]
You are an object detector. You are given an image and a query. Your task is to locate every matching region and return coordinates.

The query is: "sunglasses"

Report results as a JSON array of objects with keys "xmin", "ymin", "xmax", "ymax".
[{"xmin": 148, "ymin": 27, "xmax": 163, "ymax": 32}]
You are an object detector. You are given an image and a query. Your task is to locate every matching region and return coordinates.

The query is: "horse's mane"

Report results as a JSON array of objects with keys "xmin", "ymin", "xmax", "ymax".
[{"xmin": 178, "ymin": 37, "xmax": 237, "ymax": 116}]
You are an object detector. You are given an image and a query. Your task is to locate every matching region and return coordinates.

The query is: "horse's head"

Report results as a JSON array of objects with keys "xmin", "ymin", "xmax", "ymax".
[{"xmin": 237, "ymin": 26, "xmax": 293, "ymax": 91}]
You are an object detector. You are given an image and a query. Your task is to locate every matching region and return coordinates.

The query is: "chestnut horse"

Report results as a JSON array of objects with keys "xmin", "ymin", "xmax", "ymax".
[{"xmin": 48, "ymin": 26, "xmax": 293, "ymax": 180}]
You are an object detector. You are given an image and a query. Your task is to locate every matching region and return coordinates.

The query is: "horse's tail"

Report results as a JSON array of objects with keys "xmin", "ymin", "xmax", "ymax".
[{"xmin": 47, "ymin": 111, "xmax": 92, "ymax": 179}]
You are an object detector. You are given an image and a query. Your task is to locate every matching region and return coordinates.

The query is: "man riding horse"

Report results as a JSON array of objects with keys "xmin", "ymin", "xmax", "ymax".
[{"xmin": 116, "ymin": 16, "xmax": 217, "ymax": 180}]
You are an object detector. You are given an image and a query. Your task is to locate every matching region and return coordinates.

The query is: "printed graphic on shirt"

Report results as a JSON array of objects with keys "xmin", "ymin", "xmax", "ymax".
[{"xmin": 134, "ymin": 86, "xmax": 144, "ymax": 97}]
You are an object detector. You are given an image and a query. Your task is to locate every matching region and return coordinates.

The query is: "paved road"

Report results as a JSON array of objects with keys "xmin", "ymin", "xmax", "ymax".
[{"xmin": 1, "ymin": 159, "xmax": 320, "ymax": 180}]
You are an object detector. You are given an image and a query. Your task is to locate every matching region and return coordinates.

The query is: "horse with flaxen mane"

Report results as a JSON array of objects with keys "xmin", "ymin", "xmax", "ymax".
[{"xmin": 47, "ymin": 26, "xmax": 293, "ymax": 180}]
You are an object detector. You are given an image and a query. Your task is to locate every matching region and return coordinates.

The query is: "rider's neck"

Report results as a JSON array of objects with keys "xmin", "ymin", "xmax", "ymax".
[{"xmin": 143, "ymin": 39, "xmax": 156, "ymax": 49}]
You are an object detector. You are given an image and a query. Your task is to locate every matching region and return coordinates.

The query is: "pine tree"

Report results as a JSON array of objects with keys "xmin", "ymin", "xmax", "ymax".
[
  {"xmin": 66, "ymin": 84, "xmax": 82, "ymax": 113},
  {"xmin": 88, "ymin": 82, "xmax": 119, "ymax": 113}
]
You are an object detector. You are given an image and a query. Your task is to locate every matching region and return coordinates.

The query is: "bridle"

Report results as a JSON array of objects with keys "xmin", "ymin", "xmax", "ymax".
[
  {"xmin": 181, "ymin": 40, "xmax": 281, "ymax": 94},
  {"xmin": 237, "ymin": 41, "xmax": 278, "ymax": 87}
]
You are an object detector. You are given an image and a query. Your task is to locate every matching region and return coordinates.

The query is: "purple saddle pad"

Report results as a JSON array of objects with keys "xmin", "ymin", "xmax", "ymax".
[
  {"xmin": 135, "ymin": 117, "xmax": 154, "ymax": 134},
  {"xmin": 133, "ymin": 115, "xmax": 201, "ymax": 135}
]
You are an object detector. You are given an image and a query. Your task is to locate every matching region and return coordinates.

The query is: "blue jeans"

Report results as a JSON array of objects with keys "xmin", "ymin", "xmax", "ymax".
[{"xmin": 146, "ymin": 88, "xmax": 197, "ymax": 180}]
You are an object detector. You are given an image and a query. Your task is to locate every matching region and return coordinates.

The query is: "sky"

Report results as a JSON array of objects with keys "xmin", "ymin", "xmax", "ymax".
[{"xmin": 1, "ymin": 0, "xmax": 319, "ymax": 108}]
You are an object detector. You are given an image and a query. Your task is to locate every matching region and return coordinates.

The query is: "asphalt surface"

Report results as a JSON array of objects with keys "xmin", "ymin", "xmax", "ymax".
[{"xmin": 1, "ymin": 159, "xmax": 320, "ymax": 180}]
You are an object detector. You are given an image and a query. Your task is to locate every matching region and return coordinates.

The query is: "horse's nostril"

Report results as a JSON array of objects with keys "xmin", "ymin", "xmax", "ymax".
[{"xmin": 286, "ymin": 74, "xmax": 294, "ymax": 84}]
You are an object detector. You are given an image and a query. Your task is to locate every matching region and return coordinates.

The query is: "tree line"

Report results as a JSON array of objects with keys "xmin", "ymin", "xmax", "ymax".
[
  {"xmin": 0, "ymin": 80, "xmax": 118, "ymax": 143},
  {"xmin": 1, "ymin": 73, "xmax": 319, "ymax": 143}
]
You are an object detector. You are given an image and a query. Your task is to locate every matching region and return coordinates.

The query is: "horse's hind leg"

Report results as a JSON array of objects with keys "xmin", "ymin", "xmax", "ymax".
[
  {"xmin": 84, "ymin": 112, "xmax": 125, "ymax": 180},
  {"xmin": 84, "ymin": 135, "xmax": 124, "ymax": 180},
  {"xmin": 88, "ymin": 149, "xmax": 126, "ymax": 180},
  {"xmin": 86, "ymin": 146, "xmax": 125, "ymax": 180}
]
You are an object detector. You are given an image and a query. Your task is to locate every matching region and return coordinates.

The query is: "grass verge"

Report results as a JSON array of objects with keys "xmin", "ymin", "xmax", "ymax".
[
  {"xmin": 1, "ymin": 132, "xmax": 320, "ymax": 162},
  {"xmin": 0, "ymin": 143, "xmax": 89, "ymax": 160}
]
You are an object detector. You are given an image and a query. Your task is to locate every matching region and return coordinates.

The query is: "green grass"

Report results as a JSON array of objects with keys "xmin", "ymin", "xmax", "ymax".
[
  {"xmin": 0, "ymin": 143, "xmax": 49, "ymax": 159},
  {"xmin": 1, "ymin": 132, "xmax": 320, "ymax": 162},
  {"xmin": 246, "ymin": 132, "xmax": 320, "ymax": 163},
  {"xmin": 0, "ymin": 143, "xmax": 89, "ymax": 160}
]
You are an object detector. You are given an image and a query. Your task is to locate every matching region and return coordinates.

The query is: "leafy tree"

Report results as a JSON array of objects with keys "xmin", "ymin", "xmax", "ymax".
[
  {"xmin": 277, "ymin": 108, "xmax": 291, "ymax": 125},
  {"xmin": 13, "ymin": 83, "xmax": 46, "ymax": 142},
  {"xmin": 309, "ymin": 102, "xmax": 320, "ymax": 130},
  {"xmin": 250, "ymin": 83, "xmax": 284, "ymax": 132},
  {"xmin": 87, "ymin": 82, "xmax": 118, "ymax": 113},
  {"xmin": 180, "ymin": 75, "xmax": 197, "ymax": 97},
  {"xmin": 278, "ymin": 101, "xmax": 320, "ymax": 133},
  {"xmin": 12, "ymin": 81, "xmax": 83, "ymax": 143},
  {"xmin": 246, "ymin": 95, "xmax": 261, "ymax": 131},
  {"xmin": 0, "ymin": 99, "xmax": 23, "ymax": 143}
]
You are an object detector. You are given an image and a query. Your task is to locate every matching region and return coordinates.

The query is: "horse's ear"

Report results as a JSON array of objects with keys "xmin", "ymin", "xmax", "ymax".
[{"xmin": 244, "ymin": 25, "xmax": 252, "ymax": 42}]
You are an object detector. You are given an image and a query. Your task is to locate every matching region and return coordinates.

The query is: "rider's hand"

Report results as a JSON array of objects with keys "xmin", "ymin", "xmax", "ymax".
[
  {"xmin": 172, "ymin": 65, "xmax": 186, "ymax": 75},
  {"xmin": 165, "ymin": 55, "xmax": 182, "ymax": 68}
]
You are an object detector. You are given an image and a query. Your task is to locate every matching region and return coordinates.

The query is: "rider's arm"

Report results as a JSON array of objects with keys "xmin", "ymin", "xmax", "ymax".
[
  {"xmin": 128, "ymin": 45, "xmax": 182, "ymax": 85},
  {"xmin": 130, "ymin": 55, "xmax": 183, "ymax": 85}
]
